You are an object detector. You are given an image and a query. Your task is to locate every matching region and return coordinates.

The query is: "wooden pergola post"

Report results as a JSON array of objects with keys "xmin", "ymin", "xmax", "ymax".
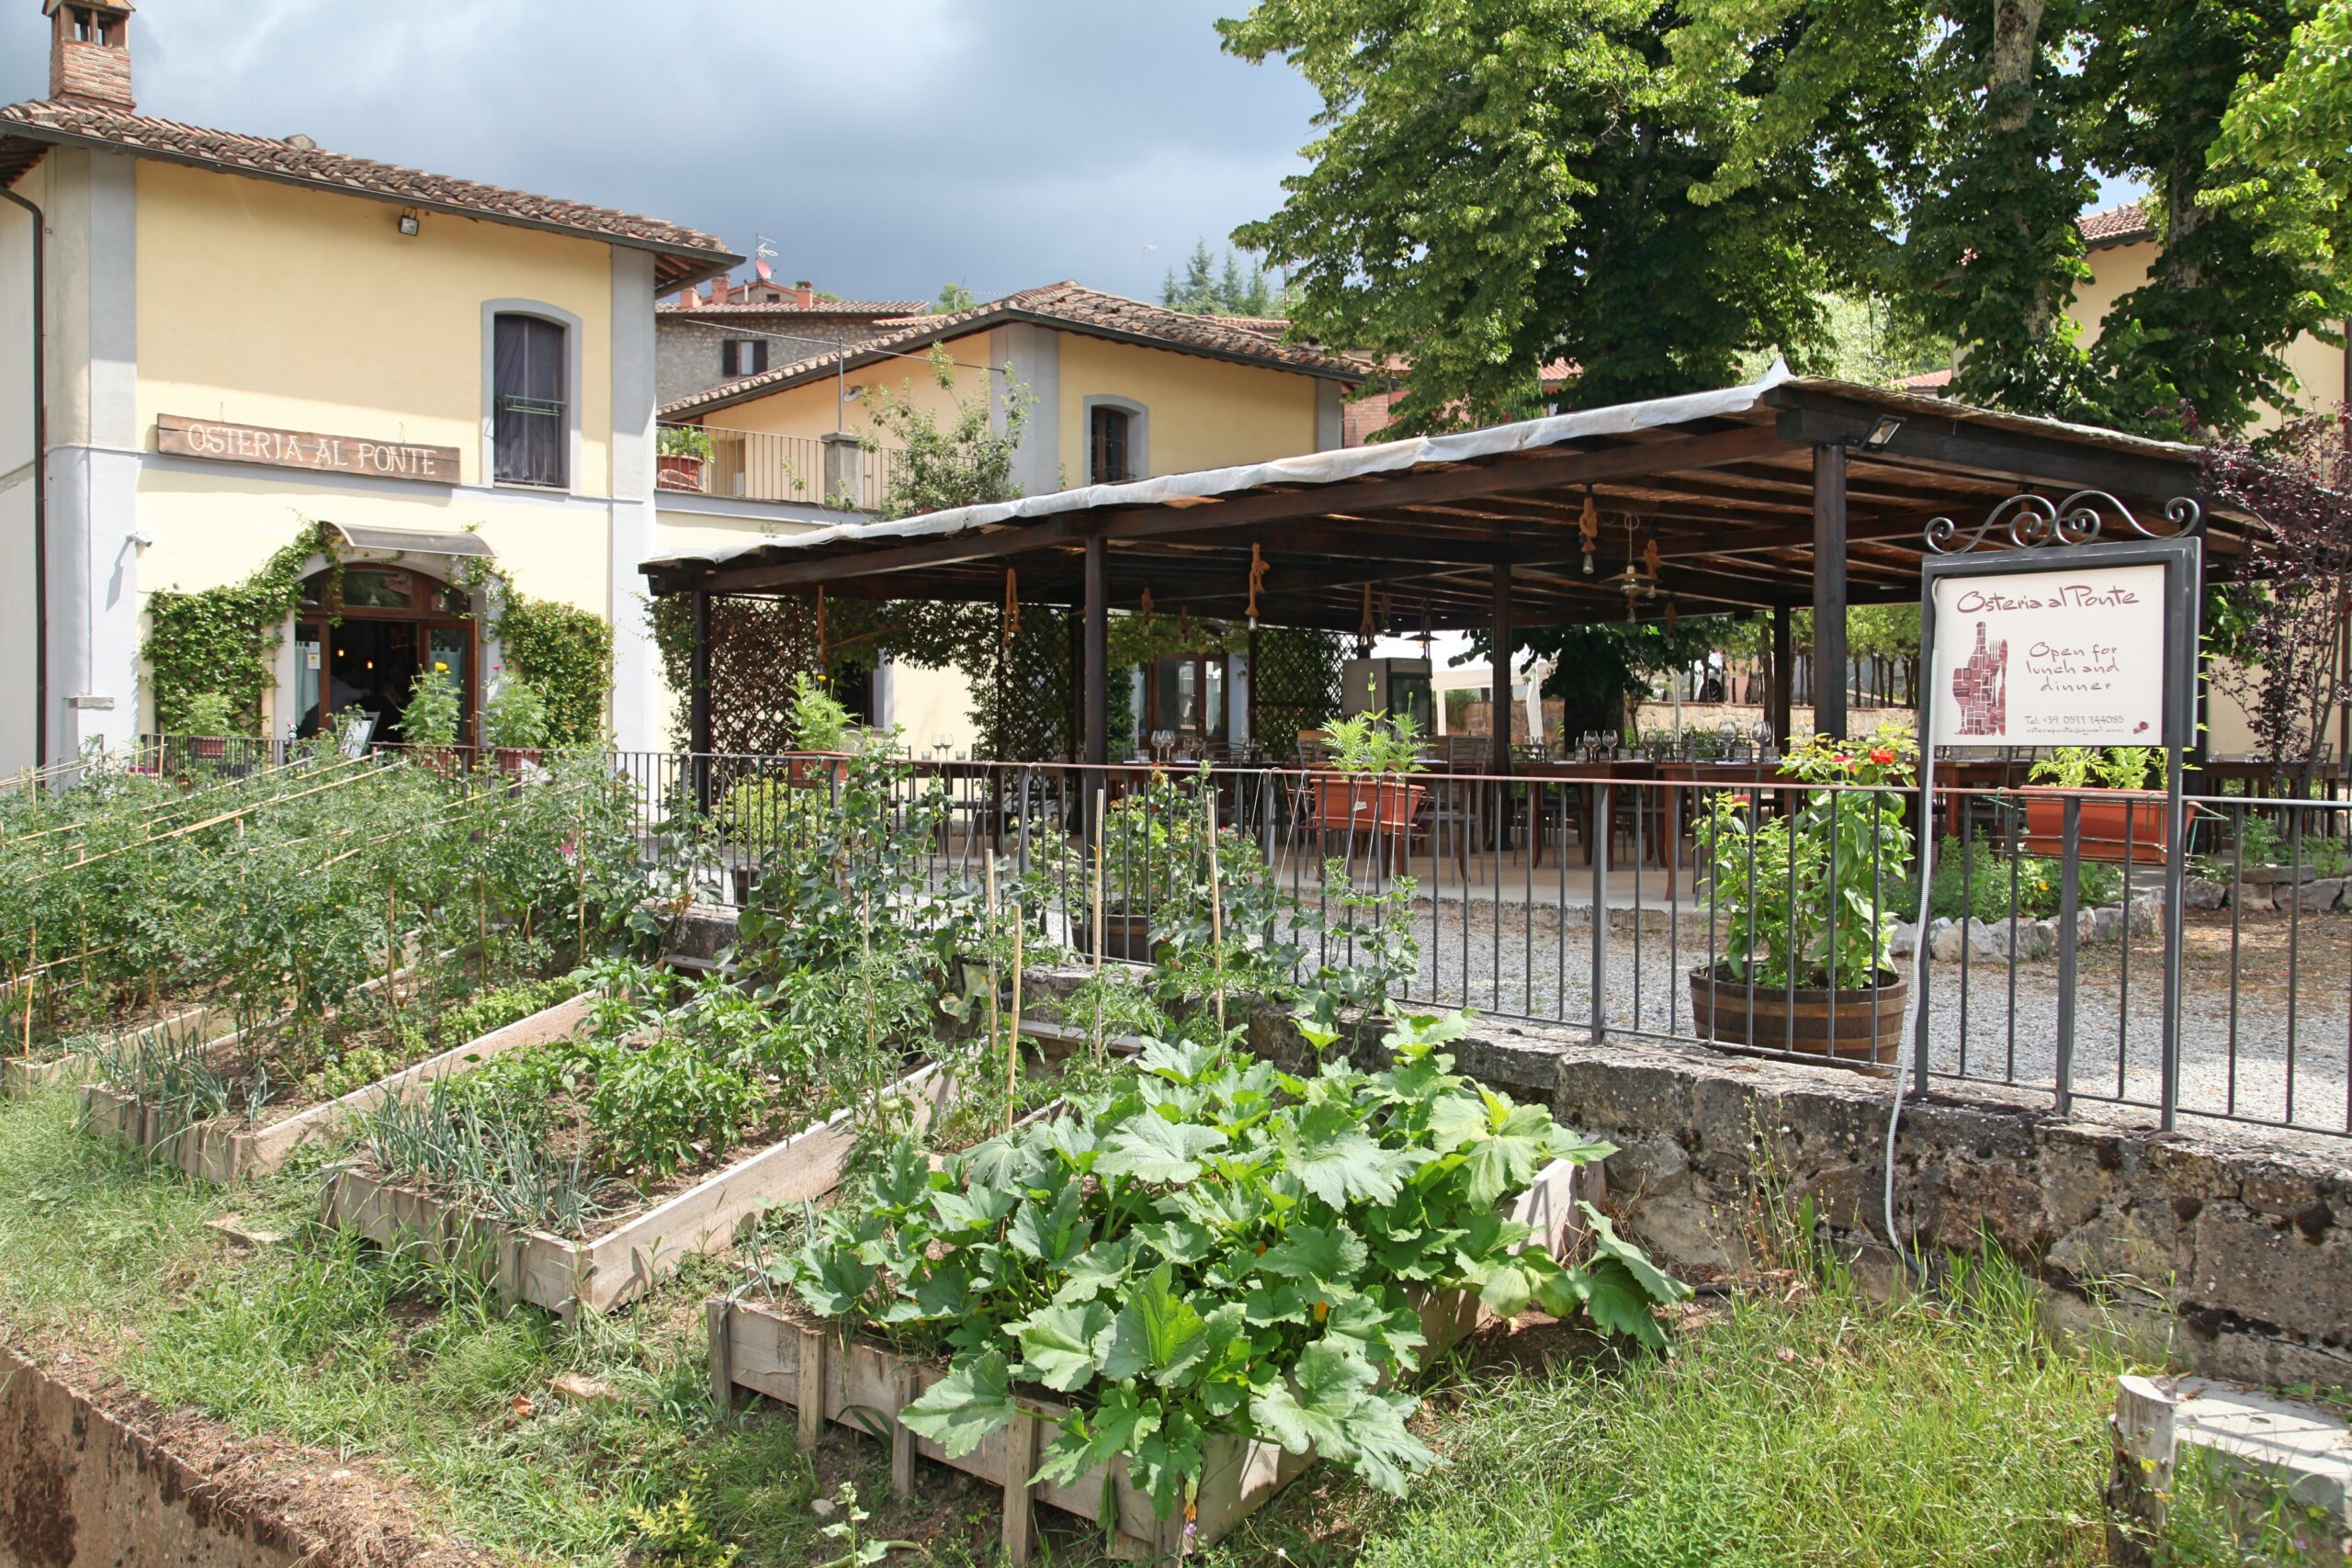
[
  {"xmin": 1811, "ymin": 442, "xmax": 1849, "ymax": 740},
  {"xmin": 1490, "ymin": 561, "xmax": 1514, "ymax": 771},
  {"xmin": 1082, "ymin": 536, "xmax": 1108, "ymax": 770},
  {"xmin": 1770, "ymin": 603, "xmax": 1792, "ymax": 750},
  {"xmin": 689, "ymin": 590, "xmax": 713, "ymax": 811}
]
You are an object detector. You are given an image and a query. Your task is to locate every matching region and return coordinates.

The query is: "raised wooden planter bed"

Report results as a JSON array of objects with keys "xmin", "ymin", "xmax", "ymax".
[
  {"xmin": 3, "ymin": 1000, "xmax": 232, "ymax": 1100},
  {"xmin": 80, "ymin": 991, "xmax": 594, "ymax": 1187},
  {"xmin": 707, "ymin": 1156, "xmax": 1600, "ymax": 1562},
  {"xmin": 322, "ymin": 1059, "xmax": 958, "ymax": 1319},
  {"xmin": 2019, "ymin": 787, "xmax": 2172, "ymax": 865}
]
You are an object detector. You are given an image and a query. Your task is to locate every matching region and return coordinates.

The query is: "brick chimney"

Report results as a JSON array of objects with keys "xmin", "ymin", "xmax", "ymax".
[
  {"xmin": 792, "ymin": 280, "xmax": 815, "ymax": 308},
  {"xmin": 46, "ymin": 0, "xmax": 136, "ymax": 110}
]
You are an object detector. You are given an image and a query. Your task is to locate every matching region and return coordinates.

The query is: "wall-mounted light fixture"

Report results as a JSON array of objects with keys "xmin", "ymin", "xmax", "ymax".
[
  {"xmin": 1862, "ymin": 414, "xmax": 1903, "ymax": 451},
  {"xmin": 396, "ymin": 209, "xmax": 422, "ymax": 237}
]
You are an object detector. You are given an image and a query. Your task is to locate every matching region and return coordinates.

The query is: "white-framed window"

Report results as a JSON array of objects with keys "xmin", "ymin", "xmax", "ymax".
[
  {"xmin": 1082, "ymin": 395, "xmax": 1149, "ymax": 483},
  {"xmin": 481, "ymin": 300, "xmax": 582, "ymax": 491}
]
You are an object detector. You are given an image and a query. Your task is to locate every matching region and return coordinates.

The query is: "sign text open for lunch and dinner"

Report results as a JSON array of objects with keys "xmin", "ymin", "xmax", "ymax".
[
  {"xmin": 1928, "ymin": 560, "xmax": 2168, "ymax": 748},
  {"xmin": 155, "ymin": 414, "xmax": 461, "ymax": 485}
]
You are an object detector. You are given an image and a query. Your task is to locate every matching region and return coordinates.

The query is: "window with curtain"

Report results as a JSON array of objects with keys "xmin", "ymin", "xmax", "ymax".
[
  {"xmin": 1091, "ymin": 405, "xmax": 1132, "ymax": 483},
  {"xmin": 492, "ymin": 313, "xmax": 568, "ymax": 487}
]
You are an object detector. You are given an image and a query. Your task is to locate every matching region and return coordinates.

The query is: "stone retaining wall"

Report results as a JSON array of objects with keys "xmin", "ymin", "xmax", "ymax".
[{"xmin": 1236, "ymin": 1008, "xmax": 2351, "ymax": 1390}]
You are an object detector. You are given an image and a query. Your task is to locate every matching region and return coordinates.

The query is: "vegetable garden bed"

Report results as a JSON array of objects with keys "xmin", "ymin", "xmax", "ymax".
[
  {"xmin": 322, "ymin": 1057, "xmax": 958, "ymax": 1318},
  {"xmin": 709, "ymin": 1155, "xmax": 1602, "ymax": 1562},
  {"xmin": 80, "ymin": 983, "xmax": 590, "ymax": 1186},
  {"xmin": 3, "ymin": 998, "xmax": 234, "ymax": 1099}
]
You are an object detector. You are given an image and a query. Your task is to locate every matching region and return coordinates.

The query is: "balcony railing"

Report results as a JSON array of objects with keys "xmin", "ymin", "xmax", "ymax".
[{"xmin": 655, "ymin": 425, "xmax": 897, "ymax": 513}]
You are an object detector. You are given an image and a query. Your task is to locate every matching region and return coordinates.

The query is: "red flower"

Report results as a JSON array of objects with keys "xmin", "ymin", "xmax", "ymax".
[
  {"xmin": 1869, "ymin": 747, "xmax": 1894, "ymax": 765},
  {"xmin": 1834, "ymin": 753, "xmax": 1851, "ymax": 765}
]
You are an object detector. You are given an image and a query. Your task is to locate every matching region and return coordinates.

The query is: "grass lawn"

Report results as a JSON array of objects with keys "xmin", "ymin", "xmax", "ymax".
[{"xmin": 0, "ymin": 1084, "xmax": 2279, "ymax": 1566}]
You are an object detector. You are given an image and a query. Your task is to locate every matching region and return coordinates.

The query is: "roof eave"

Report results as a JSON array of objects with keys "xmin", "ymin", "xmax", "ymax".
[
  {"xmin": 661, "ymin": 306, "xmax": 1367, "ymax": 421},
  {"xmin": 0, "ymin": 120, "xmax": 741, "ymax": 289}
]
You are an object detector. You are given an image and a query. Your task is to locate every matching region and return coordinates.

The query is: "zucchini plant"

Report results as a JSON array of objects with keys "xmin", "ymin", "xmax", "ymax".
[{"xmin": 783, "ymin": 1009, "xmax": 1687, "ymax": 1515}]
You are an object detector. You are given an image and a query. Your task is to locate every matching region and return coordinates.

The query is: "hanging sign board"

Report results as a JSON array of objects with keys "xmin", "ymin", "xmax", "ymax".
[
  {"xmin": 1919, "ymin": 534, "xmax": 2200, "ymax": 751},
  {"xmin": 156, "ymin": 414, "xmax": 462, "ymax": 485},
  {"xmin": 1928, "ymin": 560, "xmax": 2169, "ymax": 747}
]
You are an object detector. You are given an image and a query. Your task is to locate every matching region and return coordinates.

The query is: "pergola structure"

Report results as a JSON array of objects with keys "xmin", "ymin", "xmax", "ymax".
[{"xmin": 641, "ymin": 366, "xmax": 2252, "ymax": 770}]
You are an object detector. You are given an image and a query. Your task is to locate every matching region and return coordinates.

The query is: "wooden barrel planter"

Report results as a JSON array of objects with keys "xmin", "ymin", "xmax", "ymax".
[
  {"xmin": 1688, "ymin": 967, "xmax": 1907, "ymax": 1065},
  {"xmin": 1095, "ymin": 911, "xmax": 1155, "ymax": 964}
]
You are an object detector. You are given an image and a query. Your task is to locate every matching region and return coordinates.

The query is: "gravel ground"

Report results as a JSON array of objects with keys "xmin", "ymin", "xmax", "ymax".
[{"xmin": 1386, "ymin": 896, "xmax": 2352, "ymax": 1138}]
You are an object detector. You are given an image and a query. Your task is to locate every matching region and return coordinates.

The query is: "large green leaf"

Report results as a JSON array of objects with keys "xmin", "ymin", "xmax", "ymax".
[
  {"xmin": 1579, "ymin": 1201, "xmax": 1689, "ymax": 1303},
  {"xmin": 1012, "ymin": 1299, "xmax": 1113, "ymax": 1392},
  {"xmin": 1249, "ymin": 1339, "xmax": 1378, "ymax": 1456},
  {"xmin": 1033, "ymin": 1383, "xmax": 1161, "ymax": 1490},
  {"xmin": 1255, "ymin": 1222, "xmax": 1368, "ymax": 1292},
  {"xmin": 1008, "ymin": 1179, "xmax": 1091, "ymax": 1268},
  {"xmin": 1049, "ymin": 1236, "xmax": 1137, "ymax": 1306},
  {"xmin": 1277, "ymin": 1102, "xmax": 1416, "ymax": 1207},
  {"xmin": 1320, "ymin": 1289, "xmax": 1428, "ymax": 1371},
  {"xmin": 898, "ymin": 1352, "xmax": 1015, "ymax": 1458},
  {"xmin": 1572, "ymin": 1255, "xmax": 1669, "ymax": 1348},
  {"xmin": 794, "ymin": 1241, "xmax": 876, "ymax": 1316},
  {"xmin": 928, "ymin": 1180, "xmax": 1019, "ymax": 1237},
  {"xmin": 1097, "ymin": 1113, "xmax": 1229, "ymax": 1185},
  {"xmin": 1099, "ymin": 1265, "xmax": 1225, "ymax": 1387},
  {"xmin": 1429, "ymin": 1089, "xmax": 1556, "ymax": 1207}
]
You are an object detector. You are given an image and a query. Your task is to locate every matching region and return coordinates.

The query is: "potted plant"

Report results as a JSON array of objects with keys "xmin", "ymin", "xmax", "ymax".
[
  {"xmin": 1306, "ymin": 709, "xmax": 1430, "ymax": 855},
  {"xmin": 655, "ymin": 424, "xmax": 714, "ymax": 491},
  {"xmin": 400, "ymin": 659, "xmax": 464, "ymax": 771},
  {"xmin": 1690, "ymin": 722, "xmax": 1916, "ymax": 1064},
  {"xmin": 178, "ymin": 692, "xmax": 241, "ymax": 761},
  {"xmin": 2021, "ymin": 746, "xmax": 2169, "ymax": 864},
  {"xmin": 1094, "ymin": 771, "xmax": 1207, "ymax": 962},
  {"xmin": 483, "ymin": 670, "xmax": 549, "ymax": 773},
  {"xmin": 784, "ymin": 671, "xmax": 857, "ymax": 784}
]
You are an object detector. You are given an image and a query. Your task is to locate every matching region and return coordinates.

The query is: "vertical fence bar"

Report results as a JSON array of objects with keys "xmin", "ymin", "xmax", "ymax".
[
  {"xmin": 1589, "ymin": 782, "xmax": 1610, "ymax": 1043},
  {"xmin": 2055, "ymin": 795, "xmax": 2080, "ymax": 1116}
]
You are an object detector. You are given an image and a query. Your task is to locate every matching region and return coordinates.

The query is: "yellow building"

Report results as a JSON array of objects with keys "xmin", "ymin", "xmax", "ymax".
[
  {"xmin": 650, "ymin": 283, "xmax": 1366, "ymax": 751},
  {"xmin": 0, "ymin": 0, "xmax": 739, "ymax": 772},
  {"xmin": 2070, "ymin": 201, "xmax": 2350, "ymax": 427}
]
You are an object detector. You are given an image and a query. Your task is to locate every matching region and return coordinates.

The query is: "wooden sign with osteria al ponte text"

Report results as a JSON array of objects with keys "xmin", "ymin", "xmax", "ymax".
[{"xmin": 156, "ymin": 414, "xmax": 462, "ymax": 484}]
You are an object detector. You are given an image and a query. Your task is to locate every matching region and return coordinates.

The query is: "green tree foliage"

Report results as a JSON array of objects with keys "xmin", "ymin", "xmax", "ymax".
[
  {"xmin": 1160, "ymin": 239, "xmax": 1285, "ymax": 316},
  {"xmin": 863, "ymin": 346, "xmax": 1030, "ymax": 521},
  {"xmin": 1227, "ymin": 0, "xmax": 2341, "ymax": 437},
  {"xmin": 1220, "ymin": 0, "xmax": 1901, "ymax": 429},
  {"xmin": 2209, "ymin": 0, "xmax": 2352, "ymax": 301}
]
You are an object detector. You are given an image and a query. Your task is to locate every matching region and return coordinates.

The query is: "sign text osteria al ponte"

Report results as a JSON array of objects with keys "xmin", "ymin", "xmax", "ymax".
[{"xmin": 156, "ymin": 414, "xmax": 461, "ymax": 484}]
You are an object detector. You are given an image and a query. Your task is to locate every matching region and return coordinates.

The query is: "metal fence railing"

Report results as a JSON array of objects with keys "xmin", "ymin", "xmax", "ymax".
[
  {"xmin": 72, "ymin": 740, "xmax": 2352, "ymax": 1142},
  {"xmin": 654, "ymin": 425, "xmax": 897, "ymax": 513}
]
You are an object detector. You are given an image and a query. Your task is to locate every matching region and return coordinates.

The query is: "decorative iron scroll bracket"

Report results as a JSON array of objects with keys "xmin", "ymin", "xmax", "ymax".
[{"xmin": 1923, "ymin": 491, "xmax": 2203, "ymax": 554}]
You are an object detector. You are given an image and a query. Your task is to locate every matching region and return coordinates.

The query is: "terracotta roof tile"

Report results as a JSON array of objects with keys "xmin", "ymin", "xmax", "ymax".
[
  {"xmin": 2079, "ymin": 201, "xmax": 2153, "ymax": 247},
  {"xmin": 657, "ymin": 299, "xmax": 927, "ymax": 317},
  {"xmin": 662, "ymin": 281, "xmax": 1366, "ymax": 419},
  {"xmin": 0, "ymin": 97, "xmax": 737, "ymax": 287}
]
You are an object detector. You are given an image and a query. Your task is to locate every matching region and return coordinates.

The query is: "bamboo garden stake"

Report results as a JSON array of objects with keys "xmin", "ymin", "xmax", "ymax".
[
  {"xmin": 21, "ymin": 918, "xmax": 34, "ymax": 1061},
  {"xmin": 983, "ymin": 852, "xmax": 1001, "ymax": 1094},
  {"xmin": 1007, "ymin": 901, "xmax": 1024, "ymax": 1134},
  {"xmin": 1206, "ymin": 790, "xmax": 1226, "ymax": 1033},
  {"xmin": 1091, "ymin": 786, "xmax": 1107, "ymax": 1063}
]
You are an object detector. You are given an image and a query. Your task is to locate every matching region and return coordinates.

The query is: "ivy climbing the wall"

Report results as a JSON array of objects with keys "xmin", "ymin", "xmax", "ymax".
[
  {"xmin": 494, "ymin": 594, "xmax": 613, "ymax": 746},
  {"xmin": 142, "ymin": 523, "xmax": 337, "ymax": 734}
]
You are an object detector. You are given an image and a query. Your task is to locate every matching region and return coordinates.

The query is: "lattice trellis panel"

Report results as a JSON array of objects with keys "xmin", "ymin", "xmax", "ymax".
[
  {"xmin": 968, "ymin": 606, "xmax": 1078, "ymax": 761},
  {"xmin": 706, "ymin": 593, "xmax": 821, "ymax": 755},
  {"xmin": 1250, "ymin": 626, "xmax": 1346, "ymax": 761}
]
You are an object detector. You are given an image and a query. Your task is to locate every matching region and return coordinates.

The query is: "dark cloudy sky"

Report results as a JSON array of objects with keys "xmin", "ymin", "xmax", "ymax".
[{"xmin": 1, "ymin": 1, "xmax": 1321, "ymax": 304}]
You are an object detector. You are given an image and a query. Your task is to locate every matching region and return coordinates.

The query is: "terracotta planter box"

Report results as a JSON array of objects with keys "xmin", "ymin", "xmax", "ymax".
[
  {"xmin": 322, "ymin": 1059, "xmax": 957, "ymax": 1319},
  {"xmin": 707, "ymin": 1156, "xmax": 1600, "ymax": 1562},
  {"xmin": 82, "ymin": 984, "xmax": 586, "ymax": 1187},
  {"xmin": 656, "ymin": 452, "xmax": 708, "ymax": 491},
  {"xmin": 1304, "ymin": 773, "xmax": 1427, "ymax": 835},
  {"xmin": 491, "ymin": 747, "xmax": 544, "ymax": 774},
  {"xmin": 1689, "ymin": 966, "xmax": 1908, "ymax": 1065},
  {"xmin": 1095, "ymin": 911, "xmax": 1156, "ymax": 964},
  {"xmin": 786, "ymin": 752, "xmax": 854, "ymax": 786},
  {"xmin": 2019, "ymin": 787, "xmax": 2171, "ymax": 865}
]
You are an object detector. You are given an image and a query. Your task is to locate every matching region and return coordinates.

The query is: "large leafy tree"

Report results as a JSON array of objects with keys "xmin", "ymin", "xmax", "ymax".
[
  {"xmin": 1218, "ymin": 0, "xmax": 1909, "ymax": 427},
  {"xmin": 1227, "ymin": 0, "xmax": 2338, "ymax": 438}
]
